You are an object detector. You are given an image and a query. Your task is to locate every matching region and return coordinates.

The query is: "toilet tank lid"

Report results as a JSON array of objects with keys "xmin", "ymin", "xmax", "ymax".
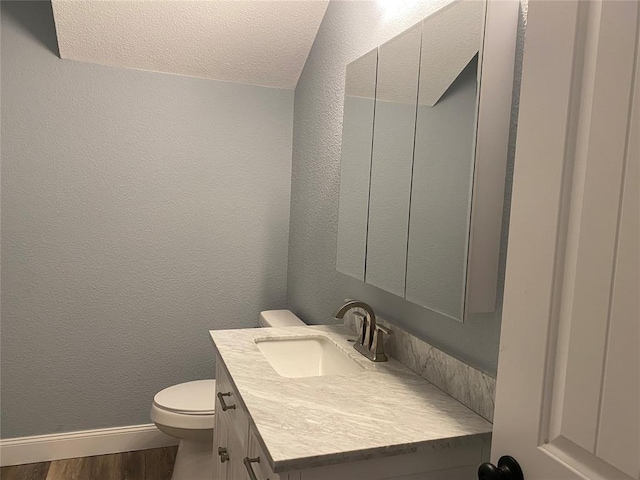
[
  {"xmin": 259, "ymin": 310, "xmax": 305, "ymax": 328},
  {"xmin": 153, "ymin": 380, "xmax": 216, "ymax": 415}
]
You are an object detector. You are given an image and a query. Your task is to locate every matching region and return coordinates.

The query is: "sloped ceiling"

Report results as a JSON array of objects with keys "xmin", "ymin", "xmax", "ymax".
[
  {"xmin": 344, "ymin": 0, "xmax": 484, "ymax": 106},
  {"xmin": 419, "ymin": 0, "xmax": 484, "ymax": 106},
  {"xmin": 51, "ymin": 0, "xmax": 329, "ymax": 90}
]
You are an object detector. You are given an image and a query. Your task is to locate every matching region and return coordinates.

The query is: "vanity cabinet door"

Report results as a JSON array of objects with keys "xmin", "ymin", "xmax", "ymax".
[
  {"xmin": 227, "ymin": 423, "xmax": 249, "ymax": 480},
  {"xmin": 214, "ymin": 355, "xmax": 251, "ymax": 479},
  {"xmin": 246, "ymin": 427, "xmax": 277, "ymax": 480},
  {"xmin": 215, "ymin": 357, "xmax": 250, "ymax": 450},
  {"xmin": 214, "ymin": 396, "xmax": 249, "ymax": 480},
  {"xmin": 213, "ymin": 403, "xmax": 229, "ymax": 480}
]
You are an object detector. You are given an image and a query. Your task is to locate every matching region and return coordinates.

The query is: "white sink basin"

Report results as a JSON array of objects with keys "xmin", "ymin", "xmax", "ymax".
[{"xmin": 255, "ymin": 336, "xmax": 364, "ymax": 378}]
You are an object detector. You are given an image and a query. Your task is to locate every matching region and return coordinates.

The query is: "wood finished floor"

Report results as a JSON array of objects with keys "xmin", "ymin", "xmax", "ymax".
[{"xmin": 0, "ymin": 446, "xmax": 177, "ymax": 480}]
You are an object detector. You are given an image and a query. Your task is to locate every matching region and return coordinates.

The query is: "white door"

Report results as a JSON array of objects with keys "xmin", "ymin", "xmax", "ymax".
[{"xmin": 491, "ymin": 0, "xmax": 639, "ymax": 479}]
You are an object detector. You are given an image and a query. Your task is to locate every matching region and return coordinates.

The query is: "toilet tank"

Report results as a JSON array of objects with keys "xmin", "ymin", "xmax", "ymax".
[{"xmin": 259, "ymin": 310, "xmax": 305, "ymax": 328}]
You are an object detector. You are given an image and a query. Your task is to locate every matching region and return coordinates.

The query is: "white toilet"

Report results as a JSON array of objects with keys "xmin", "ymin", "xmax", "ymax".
[{"xmin": 150, "ymin": 310, "xmax": 304, "ymax": 480}]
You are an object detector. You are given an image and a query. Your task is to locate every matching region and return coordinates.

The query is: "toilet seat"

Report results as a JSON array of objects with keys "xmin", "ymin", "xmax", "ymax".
[
  {"xmin": 151, "ymin": 403, "xmax": 215, "ymax": 430},
  {"xmin": 153, "ymin": 380, "xmax": 216, "ymax": 415},
  {"xmin": 151, "ymin": 380, "xmax": 216, "ymax": 430}
]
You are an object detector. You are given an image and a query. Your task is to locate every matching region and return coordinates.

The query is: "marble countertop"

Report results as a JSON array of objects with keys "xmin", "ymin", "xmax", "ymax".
[{"xmin": 209, "ymin": 325, "xmax": 492, "ymax": 473}]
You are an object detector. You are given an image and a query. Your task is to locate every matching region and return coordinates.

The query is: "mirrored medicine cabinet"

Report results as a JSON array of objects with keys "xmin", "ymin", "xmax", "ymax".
[{"xmin": 336, "ymin": 0, "xmax": 519, "ymax": 322}]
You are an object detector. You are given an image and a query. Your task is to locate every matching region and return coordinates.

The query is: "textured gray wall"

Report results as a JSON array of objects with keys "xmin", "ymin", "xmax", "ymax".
[
  {"xmin": 1, "ymin": 2, "xmax": 293, "ymax": 439},
  {"xmin": 287, "ymin": 1, "xmax": 527, "ymax": 376}
]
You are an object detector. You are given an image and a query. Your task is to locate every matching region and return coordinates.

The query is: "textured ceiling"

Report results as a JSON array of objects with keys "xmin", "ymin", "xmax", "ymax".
[{"xmin": 51, "ymin": 0, "xmax": 329, "ymax": 90}]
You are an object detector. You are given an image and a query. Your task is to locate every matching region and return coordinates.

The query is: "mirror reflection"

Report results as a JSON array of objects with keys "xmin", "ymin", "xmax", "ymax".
[
  {"xmin": 336, "ymin": 49, "xmax": 378, "ymax": 280},
  {"xmin": 366, "ymin": 24, "xmax": 422, "ymax": 297},
  {"xmin": 405, "ymin": 0, "xmax": 485, "ymax": 320}
]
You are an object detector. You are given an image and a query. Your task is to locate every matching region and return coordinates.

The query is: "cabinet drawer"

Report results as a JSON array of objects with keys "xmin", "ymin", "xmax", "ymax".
[{"xmin": 215, "ymin": 357, "xmax": 249, "ymax": 450}]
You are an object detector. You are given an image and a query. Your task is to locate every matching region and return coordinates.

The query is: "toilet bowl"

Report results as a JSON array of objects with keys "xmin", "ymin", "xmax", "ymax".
[
  {"xmin": 151, "ymin": 310, "xmax": 304, "ymax": 480},
  {"xmin": 150, "ymin": 380, "xmax": 216, "ymax": 480}
]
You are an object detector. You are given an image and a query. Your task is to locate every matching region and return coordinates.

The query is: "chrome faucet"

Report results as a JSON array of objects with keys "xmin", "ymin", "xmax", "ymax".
[{"xmin": 334, "ymin": 300, "xmax": 391, "ymax": 362}]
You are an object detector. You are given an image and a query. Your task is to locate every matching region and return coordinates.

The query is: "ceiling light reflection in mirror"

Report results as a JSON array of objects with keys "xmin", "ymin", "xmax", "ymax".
[{"xmin": 378, "ymin": 0, "xmax": 420, "ymax": 20}]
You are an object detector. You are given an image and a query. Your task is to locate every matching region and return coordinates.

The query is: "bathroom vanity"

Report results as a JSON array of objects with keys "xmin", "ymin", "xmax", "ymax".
[{"xmin": 210, "ymin": 325, "xmax": 492, "ymax": 480}]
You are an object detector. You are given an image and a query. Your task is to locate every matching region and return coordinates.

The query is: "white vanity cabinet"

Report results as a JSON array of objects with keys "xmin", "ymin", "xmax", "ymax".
[{"xmin": 213, "ymin": 352, "xmax": 490, "ymax": 480}]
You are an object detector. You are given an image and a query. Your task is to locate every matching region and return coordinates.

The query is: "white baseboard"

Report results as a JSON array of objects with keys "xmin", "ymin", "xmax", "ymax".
[{"xmin": 0, "ymin": 423, "xmax": 179, "ymax": 467}]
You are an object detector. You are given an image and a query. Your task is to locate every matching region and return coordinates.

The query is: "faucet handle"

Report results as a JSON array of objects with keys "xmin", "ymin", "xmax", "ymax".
[
  {"xmin": 374, "ymin": 324, "xmax": 391, "ymax": 335},
  {"xmin": 370, "ymin": 324, "xmax": 392, "ymax": 362}
]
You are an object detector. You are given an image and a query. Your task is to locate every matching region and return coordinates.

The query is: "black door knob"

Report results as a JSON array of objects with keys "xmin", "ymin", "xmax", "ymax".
[{"xmin": 478, "ymin": 455, "xmax": 524, "ymax": 480}]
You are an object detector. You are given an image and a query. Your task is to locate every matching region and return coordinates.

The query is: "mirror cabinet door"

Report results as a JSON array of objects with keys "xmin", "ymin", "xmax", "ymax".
[
  {"xmin": 405, "ymin": 0, "xmax": 486, "ymax": 321},
  {"xmin": 336, "ymin": 49, "xmax": 378, "ymax": 280},
  {"xmin": 365, "ymin": 24, "xmax": 422, "ymax": 297}
]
